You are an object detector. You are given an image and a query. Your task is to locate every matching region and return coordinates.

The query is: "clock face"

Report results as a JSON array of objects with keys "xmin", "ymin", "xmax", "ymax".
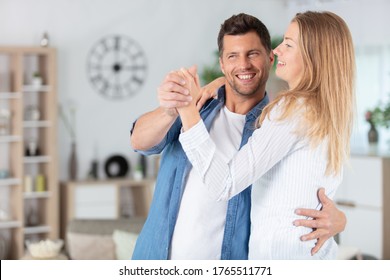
[{"xmin": 87, "ymin": 35, "xmax": 147, "ymax": 99}]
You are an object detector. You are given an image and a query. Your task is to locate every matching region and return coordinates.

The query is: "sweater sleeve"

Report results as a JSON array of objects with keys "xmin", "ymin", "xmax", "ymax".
[{"xmin": 179, "ymin": 105, "xmax": 304, "ymax": 201}]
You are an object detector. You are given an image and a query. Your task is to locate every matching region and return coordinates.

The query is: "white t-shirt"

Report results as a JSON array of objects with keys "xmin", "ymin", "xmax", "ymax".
[{"xmin": 169, "ymin": 106, "xmax": 245, "ymax": 259}]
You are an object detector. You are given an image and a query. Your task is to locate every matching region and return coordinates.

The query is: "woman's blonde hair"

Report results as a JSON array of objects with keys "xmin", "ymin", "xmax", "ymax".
[{"xmin": 259, "ymin": 11, "xmax": 355, "ymax": 175}]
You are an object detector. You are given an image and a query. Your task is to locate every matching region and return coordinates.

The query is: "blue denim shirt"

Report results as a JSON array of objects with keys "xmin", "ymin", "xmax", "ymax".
[{"xmin": 131, "ymin": 86, "xmax": 269, "ymax": 260}]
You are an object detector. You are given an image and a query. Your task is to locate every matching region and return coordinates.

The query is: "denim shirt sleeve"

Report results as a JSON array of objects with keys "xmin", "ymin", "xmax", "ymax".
[{"xmin": 130, "ymin": 116, "xmax": 182, "ymax": 156}]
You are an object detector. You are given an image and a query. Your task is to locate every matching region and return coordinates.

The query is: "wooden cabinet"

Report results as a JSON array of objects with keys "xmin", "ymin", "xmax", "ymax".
[
  {"xmin": 335, "ymin": 155, "xmax": 390, "ymax": 259},
  {"xmin": 0, "ymin": 47, "xmax": 58, "ymax": 259},
  {"xmin": 60, "ymin": 179, "xmax": 154, "ymax": 239}
]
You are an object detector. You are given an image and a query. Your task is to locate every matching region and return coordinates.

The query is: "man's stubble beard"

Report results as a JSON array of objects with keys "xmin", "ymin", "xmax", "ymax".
[{"xmin": 228, "ymin": 78, "xmax": 265, "ymax": 98}]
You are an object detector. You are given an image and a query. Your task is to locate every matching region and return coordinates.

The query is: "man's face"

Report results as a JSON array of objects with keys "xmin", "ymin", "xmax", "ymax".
[{"xmin": 219, "ymin": 31, "xmax": 273, "ymax": 98}]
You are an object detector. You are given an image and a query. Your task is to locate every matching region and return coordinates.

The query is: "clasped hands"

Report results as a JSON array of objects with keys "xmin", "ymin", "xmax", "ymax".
[{"xmin": 157, "ymin": 65, "xmax": 218, "ymax": 116}]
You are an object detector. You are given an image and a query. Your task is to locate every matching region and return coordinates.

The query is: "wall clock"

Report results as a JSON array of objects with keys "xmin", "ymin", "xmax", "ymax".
[{"xmin": 87, "ymin": 35, "xmax": 147, "ymax": 99}]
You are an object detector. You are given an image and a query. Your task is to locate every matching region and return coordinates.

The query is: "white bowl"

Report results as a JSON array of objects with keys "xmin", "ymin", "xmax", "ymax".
[{"xmin": 26, "ymin": 239, "xmax": 64, "ymax": 259}]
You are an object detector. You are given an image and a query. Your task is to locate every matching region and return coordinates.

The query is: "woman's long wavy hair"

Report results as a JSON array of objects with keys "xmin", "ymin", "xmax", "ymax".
[{"xmin": 259, "ymin": 11, "xmax": 355, "ymax": 176}]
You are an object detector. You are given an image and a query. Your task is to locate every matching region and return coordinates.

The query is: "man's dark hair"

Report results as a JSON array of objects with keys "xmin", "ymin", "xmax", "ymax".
[{"xmin": 217, "ymin": 13, "xmax": 271, "ymax": 56}]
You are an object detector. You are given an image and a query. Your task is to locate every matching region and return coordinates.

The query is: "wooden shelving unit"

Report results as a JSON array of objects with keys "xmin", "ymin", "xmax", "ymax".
[
  {"xmin": 60, "ymin": 178, "xmax": 154, "ymax": 240},
  {"xmin": 0, "ymin": 46, "xmax": 58, "ymax": 259}
]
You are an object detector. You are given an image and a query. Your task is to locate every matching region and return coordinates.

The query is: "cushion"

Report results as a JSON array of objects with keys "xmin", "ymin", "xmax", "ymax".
[
  {"xmin": 66, "ymin": 232, "xmax": 115, "ymax": 260},
  {"xmin": 67, "ymin": 218, "xmax": 145, "ymax": 235},
  {"xmin": 112, "ymin": 230, "xmax": 139, "ymax": 260}
]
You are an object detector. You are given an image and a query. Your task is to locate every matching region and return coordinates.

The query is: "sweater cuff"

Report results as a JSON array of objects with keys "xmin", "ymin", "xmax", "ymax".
[{"xmin": 179, "ymin": 120, "xmax": 209, "ymax": 150}]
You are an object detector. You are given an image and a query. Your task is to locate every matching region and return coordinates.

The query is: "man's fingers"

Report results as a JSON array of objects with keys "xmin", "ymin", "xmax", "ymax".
[
  {"xmin": 166, "ymin": 71, "xmax": 186, "ymax": 86},
  {"xmin": 158, "ymin": 88, "xmax": 192, "ymax": 109},
  {"xmin": 311, "ymin": 238, "xmax": 326, "ymax": 256},
  {"xmin": 294, "ymin": 218, "xmax": 318, "ymax": 228},
  {"xmin": 293, "ymin": 188, "xmax": 342, "ymax": 255},
  {"xmin": 159, "ymin": 66, "xmax": 200, "ymax": 110},
  {"xmin": 295, "ymin": 208, "xmax": 323, "ymax": 219},
  {"xmin": 299, "ymin": 229, "xmax": 324, "ymax": 242},
  {"xmin": 299, "ymin": 229, "xmax": 330, "ymax": 255},
  {"xmin": 294, "ymin": 218, "xmax": 331, "ymax": 231},
  {"xmin": 159, "ymin": 82, "xmax": 189, "ymax": 96},
  {"xmin": 159, "ymin": 91, "xmax": 192, "ymax": 102},
  {"xmin": 318, "ymin": 188, "xmax": 332, "ymax": 206},
  {"xmin": 294, "ymin": 219, "xmax": 322, "ymax": 231},
  {"xmin": 160, "ymin": 100, "xmax": 190, "ymax": 108}
]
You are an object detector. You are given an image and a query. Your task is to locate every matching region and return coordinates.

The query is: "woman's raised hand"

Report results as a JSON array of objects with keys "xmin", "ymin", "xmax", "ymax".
[{"xmin": 157, "ymin": 69, "xmax": 193, "ymax": 117}]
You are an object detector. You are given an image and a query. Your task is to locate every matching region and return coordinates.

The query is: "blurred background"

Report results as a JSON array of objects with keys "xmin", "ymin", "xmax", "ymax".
[{"xmin": 0, "ymin": 0, "xmax": 389, "ymax": 260}]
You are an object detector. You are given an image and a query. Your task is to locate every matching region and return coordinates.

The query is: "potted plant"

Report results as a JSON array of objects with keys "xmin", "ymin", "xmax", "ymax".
[
  {"xmin": 32, "ymin": 72, "xmax": 43, "ymax": 87},
  {"xmin": 200, "ymin": 50, "xmax": 223, "ymax": 85},
  {"xmin": 366, "ymin": 99, "xmax": 390, "ymax": 129},
  {"xmin": 133, "ymin": 164, "xmax": 143, "ymax": 181},
  {"xmin": 365, "ymin": 96, "xmax": 390, "ymax": 151}
]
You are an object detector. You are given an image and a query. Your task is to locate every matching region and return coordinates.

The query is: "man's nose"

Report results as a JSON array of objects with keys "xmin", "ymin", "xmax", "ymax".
[{"xmin": 238, "ymin": 56, "xmax": 251, "ymax": 68}]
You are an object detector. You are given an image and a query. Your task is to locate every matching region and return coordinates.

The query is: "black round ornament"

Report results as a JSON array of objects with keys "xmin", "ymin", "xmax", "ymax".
[{"xmin": 104, "ymin": 155, "xmax": 130, "ymax": 178}]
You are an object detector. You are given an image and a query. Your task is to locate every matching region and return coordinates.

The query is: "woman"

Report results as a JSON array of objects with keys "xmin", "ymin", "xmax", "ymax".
[{"xmin": 177, "ymin": 11, "xmax": 355, "ymax": 259}]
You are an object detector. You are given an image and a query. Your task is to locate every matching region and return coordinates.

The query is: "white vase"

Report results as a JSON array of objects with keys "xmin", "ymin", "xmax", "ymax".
[
  {"xmin": 32, "ymin": 77, "xmax": 42, "ymax": 87},
  {"xmin": 133, "ymin": 169, "xmax": 143, "ymax": 181}
]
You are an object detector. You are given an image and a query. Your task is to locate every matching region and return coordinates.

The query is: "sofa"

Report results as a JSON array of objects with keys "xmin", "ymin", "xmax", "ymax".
[{"xmin": 65, "ymin": 217, "xmax": 145, "ymax": 260}]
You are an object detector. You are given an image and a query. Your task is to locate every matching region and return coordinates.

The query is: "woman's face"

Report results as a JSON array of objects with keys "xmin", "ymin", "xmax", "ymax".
[{"xmin": 273, "ymin": 22, "xmax": 304, "ymax": 89}]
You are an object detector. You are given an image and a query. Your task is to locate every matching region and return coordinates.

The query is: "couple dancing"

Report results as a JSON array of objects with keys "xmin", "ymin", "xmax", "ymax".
[{"xmin": 131, "ymin": 11, "xmax": 354, "ymax": 259}]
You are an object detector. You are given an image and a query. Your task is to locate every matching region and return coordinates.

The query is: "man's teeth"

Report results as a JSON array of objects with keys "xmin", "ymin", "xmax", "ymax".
[
  {"xmin": 237, "ymin": 74, "xmax": 254, "ymax": 80},
  {"xmin": 278, "ymin": 61, "xmax": 286, "ymax": 66}
]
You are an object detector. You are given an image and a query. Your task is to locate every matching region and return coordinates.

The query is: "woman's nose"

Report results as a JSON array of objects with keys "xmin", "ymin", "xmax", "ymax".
[{"xmin": 273, "ymin": 46, "xmax": 281, "ymax": 57}]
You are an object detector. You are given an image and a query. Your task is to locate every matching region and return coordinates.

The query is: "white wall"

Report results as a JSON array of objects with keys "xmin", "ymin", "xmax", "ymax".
[
  {"xmin": 285, "ymin": 0, "xmax": 390, "ymax": 46},
  {"xmin": 1, "ymin": 0, "xmax": 390, "ymax": 180},
  {"xmin": 0, "ymin": 0, "xmax": 287, "ymax": 180},
  {"xmin": 284, "ymin": 0, "xmax": 390, "ymax": 152}
]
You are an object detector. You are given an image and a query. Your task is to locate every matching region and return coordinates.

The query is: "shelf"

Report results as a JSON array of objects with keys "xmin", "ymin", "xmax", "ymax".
[
  {"xmin": 0, "ymin": 135, "xmax": 22, "ymax": 143},
  {"xmin": 0, "ymin": 220, "xmax": 22, "ymax": 229},
  {"xmin": 0, "ymin": 92, "xmax": 21, "ymax": 99},
  {"xmin": 22, "ymin": 85, "xmax": 51, "ymax": 93},
  {"xmin": 0, "ymin": 178, "xmax": 22, "ymax": 187},
  {"xmin": 1, "ymin": 46, "xmax": 58, "ymax": 259},
  {"xmin": 23, "ymin": 156, "xmax": 51, "ymax": 164},
  {"xmin": 23, "ymin": 120, "xmax": 52, "ymax": 128},
  {"xmin": 24, "ymin": 225, "xmax": 51, "ymax": 235},
  {"xmin": 23, "ymin": 191, "xmax": 51, "ymax": 199}
]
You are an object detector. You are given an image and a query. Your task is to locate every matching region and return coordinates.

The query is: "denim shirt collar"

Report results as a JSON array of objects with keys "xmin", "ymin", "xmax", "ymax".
[{"xmin": 214, "ymin": 85, "xmax": 269, "ymax": 122}]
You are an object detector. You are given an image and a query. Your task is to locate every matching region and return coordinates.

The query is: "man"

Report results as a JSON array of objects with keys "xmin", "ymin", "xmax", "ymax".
[{"xmin": 131, "ymin": 13, "xmax": 345, "ymax": 260}]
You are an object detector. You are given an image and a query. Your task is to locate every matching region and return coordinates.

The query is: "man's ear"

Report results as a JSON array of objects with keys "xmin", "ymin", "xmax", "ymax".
[{"xmin": 269, "ymin": 51, "xmax": 275, "ymax": 70}]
